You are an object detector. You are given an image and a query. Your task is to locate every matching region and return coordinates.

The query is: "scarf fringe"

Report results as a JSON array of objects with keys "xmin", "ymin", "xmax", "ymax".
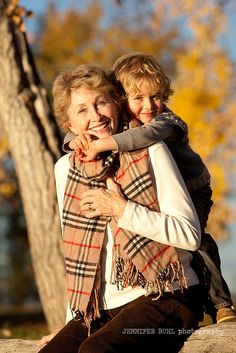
[
  {"xmin": 111, "ymin": 257, "xmax": 187, "ymax": 298},
  {"xmin": 71, "ymin": 288, "xmax": 102, "ymax": 332}
]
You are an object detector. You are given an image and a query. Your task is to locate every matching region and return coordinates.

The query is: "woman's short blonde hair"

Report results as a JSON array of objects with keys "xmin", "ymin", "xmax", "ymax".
[
  {"xmin": 52, "ymin": 64, "xmax": 121, "ymax": 131},
  {"xmin": 111, "ymin": 52, "xmax": 174, "ymax": 102}
]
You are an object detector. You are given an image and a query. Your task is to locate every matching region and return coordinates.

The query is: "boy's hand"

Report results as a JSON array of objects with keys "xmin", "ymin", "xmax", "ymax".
[
  {"xmin": 80, "ymin": 140, "xmax": 101, "ymax": 161},
  {"xmin": 69, "ymin": 133, "xmax": 93, "ymax": 152},
  {"xmin": 68, "ymin": 134, "xmax": 118, "ymax": 162},
  {"xmin": 69, "ymin": 133, "xmax": 97, "ymax": 160}
]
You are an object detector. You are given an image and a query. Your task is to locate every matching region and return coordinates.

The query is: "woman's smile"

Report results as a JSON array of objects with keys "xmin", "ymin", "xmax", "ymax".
[{"xmin": 89, "ymin": 120, "xmax": 110, "ymax": 132}]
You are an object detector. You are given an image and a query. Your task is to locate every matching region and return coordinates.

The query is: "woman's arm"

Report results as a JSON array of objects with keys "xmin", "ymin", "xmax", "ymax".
[
  {"xmin": 54, "ymin": 154, "xmax": 71, "ymax": 229},
  {"xmin": 80, "ymin": 142, "xmax": 201, "ymax": 251},
  {"xmin": 118, "ymin": 142, "xmax": 201, "ymax": 250}
]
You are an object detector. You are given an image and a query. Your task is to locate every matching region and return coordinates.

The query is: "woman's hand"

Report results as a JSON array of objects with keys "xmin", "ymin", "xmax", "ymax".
[
  {"xmin": 80, "ymin": 178, "xmax": 127, "ymax": 218},
  {"xmin": 36, "ymin": 328, "xmax": 61, "ymax": 347}
]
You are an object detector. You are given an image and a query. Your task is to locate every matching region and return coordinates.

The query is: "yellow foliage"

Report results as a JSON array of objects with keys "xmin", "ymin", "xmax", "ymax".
[
  {"xmin": 36, "ymin": 1, "xmax": 180, "ymax": 82},
  {"xmin": 0, "ymin": 137, "xmax": 18, "ymax": 202},
  {"xmin": 0, "ymin": 182, "xmax": 16, "ymax": 198},
  {"xmin": 36, "ymin": 3, "xmax": 103, "ymax": 81},
  {"xmin": 34, "ymin": 0, "xmax": 236, "ymax": 238},
  {"xmin": 165, "ymin": 0, "xmax": 236, "ymax": 238},
  {"xmin": 0, "ymin": 138, "xmax": 9, "ymax": 157}
]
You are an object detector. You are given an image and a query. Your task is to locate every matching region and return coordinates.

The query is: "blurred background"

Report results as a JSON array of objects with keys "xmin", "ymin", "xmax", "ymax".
[{"xmin": 0, "ymin": 0, "xmax": 236, "ymax": 339}]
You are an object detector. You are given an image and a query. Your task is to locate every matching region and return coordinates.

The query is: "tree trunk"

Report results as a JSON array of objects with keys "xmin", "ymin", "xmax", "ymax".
[{"xmin": 0, "ymin": 2, "xmax": 67, "ymax": 330}]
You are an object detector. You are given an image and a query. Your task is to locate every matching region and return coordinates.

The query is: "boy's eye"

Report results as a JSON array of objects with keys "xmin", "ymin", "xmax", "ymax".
[
  {"xmin": 133, "ymin": 96, "xmax": 143, "ymax": 101},
  {"xmin": 153, "ymin": 93, "xmax": 162, "ymax": 100},
  {"xmin": 97, "ymin": 99, "xmax": 107, "ymax": 106}
]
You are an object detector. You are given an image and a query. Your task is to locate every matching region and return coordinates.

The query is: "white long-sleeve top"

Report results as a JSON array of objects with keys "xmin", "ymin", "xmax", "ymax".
[{"xmin": 54, "ymin": 141, "xmax": 201, "ymax": 321}]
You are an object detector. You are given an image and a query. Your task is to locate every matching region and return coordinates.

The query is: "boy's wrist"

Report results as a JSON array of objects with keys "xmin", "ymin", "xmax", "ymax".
[
  {"xmin": 91, "ymin": 139, "xmax": 103, "ymax": 154},
  {"xmin": 92, "ymin": 136, "xmax": 118, "ymax": 153}
]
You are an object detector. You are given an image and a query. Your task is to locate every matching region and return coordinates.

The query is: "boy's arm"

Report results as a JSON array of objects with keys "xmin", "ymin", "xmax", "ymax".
[
  {"xmin": 78, "ymin": 121, "xmax": 179, "ymax": 157},
  {"xmin": 62, "ymin": 130, "xmax": 118, "ymax": 159},
  {"xmin": 113, "ymin": 120, "xmax": 184, "ymax": 152},
  {"xmin": 62, "ymin": 113, "xmax": 186, "ymax": 156},
  {"xmin": 81, "ymin": 137, "xmax": 118, "ymax": 161}
]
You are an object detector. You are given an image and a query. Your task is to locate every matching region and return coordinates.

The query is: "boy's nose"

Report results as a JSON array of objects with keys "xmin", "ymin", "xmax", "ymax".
[{"xmin": 143, "ymin": 98, "xmax": 153, "ymax": 110}]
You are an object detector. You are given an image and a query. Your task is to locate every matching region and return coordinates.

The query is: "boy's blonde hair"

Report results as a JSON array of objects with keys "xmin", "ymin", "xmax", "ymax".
[
  {"xmin": 53, "ymin": 64, "xmax": 120, "ymax": 131},
  {"xmin": 112, "ymin": 52, "xmax": 174, "ymax": 102}
]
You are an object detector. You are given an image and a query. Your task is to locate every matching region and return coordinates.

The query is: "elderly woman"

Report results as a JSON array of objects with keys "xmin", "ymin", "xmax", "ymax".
[{"xmin": 39, "ymin": 64, "xmax": 204, "ymax": 353}]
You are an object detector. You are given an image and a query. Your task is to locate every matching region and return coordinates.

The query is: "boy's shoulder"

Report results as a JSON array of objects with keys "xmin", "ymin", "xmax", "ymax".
[{"xmin": 154, "ymin": 108, "xmax": 187, "ymax": 132}]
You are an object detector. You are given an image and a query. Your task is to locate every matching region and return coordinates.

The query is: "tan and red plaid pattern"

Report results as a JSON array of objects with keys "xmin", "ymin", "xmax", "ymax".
[{"xmin": 62, "ymin": 148, "xmax": 186, "ymax": 325}]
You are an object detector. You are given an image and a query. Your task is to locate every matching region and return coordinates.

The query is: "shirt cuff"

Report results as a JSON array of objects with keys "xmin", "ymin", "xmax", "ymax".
[{"xmin": 118, "ymin": 200, "xmax": 136, "ymax": 229}]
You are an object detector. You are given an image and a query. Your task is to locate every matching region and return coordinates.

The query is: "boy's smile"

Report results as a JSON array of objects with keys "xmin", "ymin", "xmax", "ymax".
[{"xmin": 126, "ymin": 81, "xmax": 163, "ymax": 124}]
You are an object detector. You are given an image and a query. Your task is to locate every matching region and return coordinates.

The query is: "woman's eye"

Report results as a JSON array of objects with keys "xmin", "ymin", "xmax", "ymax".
[
  {"xmin": 134, "ymin": 96, "xmax": 142, "ymax": 101},
  {"xmin": 78, "ymin": 108, "xmax": 87, "ymax": 114}
]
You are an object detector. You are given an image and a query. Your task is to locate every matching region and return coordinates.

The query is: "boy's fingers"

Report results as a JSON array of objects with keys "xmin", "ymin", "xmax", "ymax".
[
  {"xmin": 72, "ymin": 133, "xmax": 91, "ymax": 151},
  {"xmin": 84, "ymin": 133, "xmax": 93, "ymax": 143},
  {"xmin": 86, "ymin": 130, "xmax": 99, "ymax": 139}
]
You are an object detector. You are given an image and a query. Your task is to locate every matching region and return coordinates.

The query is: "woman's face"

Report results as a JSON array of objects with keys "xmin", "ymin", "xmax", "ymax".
[{"xmin": 67, "ymin": 87, "xmax": 119, "ymax": 138}]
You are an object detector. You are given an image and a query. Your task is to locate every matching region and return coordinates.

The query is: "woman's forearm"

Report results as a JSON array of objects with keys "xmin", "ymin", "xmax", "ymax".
[
  {"xmin": 118, "ymin": 200, "xmax": 200, "ymax": 251},
  {"xmin": 118, "ymin": 142, "xmax": 201, "ymax": 250}
]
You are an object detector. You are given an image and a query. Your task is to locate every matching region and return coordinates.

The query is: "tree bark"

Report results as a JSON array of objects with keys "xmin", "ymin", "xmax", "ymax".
[{"xmin": 0, "ymin": 2, "xmax": 67, "ymax": 330}]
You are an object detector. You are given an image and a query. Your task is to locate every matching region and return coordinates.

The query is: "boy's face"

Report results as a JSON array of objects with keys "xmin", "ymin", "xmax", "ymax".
[{"xmin": 126, "ymin": 81, "xmax": 163, "ymax": 124}]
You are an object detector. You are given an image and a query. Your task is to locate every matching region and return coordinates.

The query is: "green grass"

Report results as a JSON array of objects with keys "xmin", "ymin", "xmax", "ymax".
[
  {"xmin": 0, "ymin": 321, "xmax": 48, "ymax": 340},
  {"xmin": 0, "ymin": 309, "xmax": 49, "ymax": 340}
]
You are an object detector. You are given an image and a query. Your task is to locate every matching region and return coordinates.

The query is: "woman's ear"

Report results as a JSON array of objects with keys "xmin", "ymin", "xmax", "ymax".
[{"xmin": 67, "ymin": 122, "xmax": 78, "ymax": 135}]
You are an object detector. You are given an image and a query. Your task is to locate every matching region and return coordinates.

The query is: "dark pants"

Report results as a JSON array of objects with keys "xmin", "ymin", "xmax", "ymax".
[
  {"xmin": 190, "ymin": 184, "xmax": 233, "ymax": 318},
  {"xmin": 38, "ymin": 285, "xmax": 204, "ymax": 353}
]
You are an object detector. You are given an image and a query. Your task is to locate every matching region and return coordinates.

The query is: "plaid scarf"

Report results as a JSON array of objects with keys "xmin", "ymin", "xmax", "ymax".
[{"xmin": 62, "ymin": 147, "xmax": 187, "ymax": 326}]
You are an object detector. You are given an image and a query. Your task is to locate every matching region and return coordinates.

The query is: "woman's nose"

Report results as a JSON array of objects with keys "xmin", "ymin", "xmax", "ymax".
[{"xmin": 90, "ymin": 107, "xmax": 101, "ymax": 122}]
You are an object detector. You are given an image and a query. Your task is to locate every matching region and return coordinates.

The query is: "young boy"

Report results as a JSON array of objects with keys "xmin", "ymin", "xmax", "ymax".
[{"xmin": 63, "ymin": 52, "xmax": 236, "ymax": 323}]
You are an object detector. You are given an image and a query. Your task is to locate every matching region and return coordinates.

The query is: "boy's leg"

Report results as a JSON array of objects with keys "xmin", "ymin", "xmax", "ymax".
[
  {"xmin": 199, "ymin": 233, "xmax": 236, "ymax": 323},
  {"xmin": 199, "ymin": 233, "xmax": 232, "ymax": 307},
  {"xmin": 79, "ymin": 285, "xmax": 204, "ymax": 353},
  {"xmin": 190, "ymin": 184, "xmax": 236, "ymax": 323}
]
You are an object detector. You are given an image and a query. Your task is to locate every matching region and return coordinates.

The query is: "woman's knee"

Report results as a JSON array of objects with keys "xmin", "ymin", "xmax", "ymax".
[{"xmin": 79, "ymin": 335, "xmax": 107, "ymax": 353}]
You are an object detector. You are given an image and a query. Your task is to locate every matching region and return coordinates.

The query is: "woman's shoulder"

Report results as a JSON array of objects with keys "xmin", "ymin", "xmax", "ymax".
[
  {"xmin": 54, "ymin": 153, "xmax": 71, "ymax": 172},
  {"xmin": 147, "ymin": 141, "xmax": 174, "ymax": 165},
  {"xmin": 54, "ymin": 154, "xmax": 71, "ymax": 187},
  {"xmin": 148, "ymin": 140, "xmax": 168, "ymax": 153}
]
